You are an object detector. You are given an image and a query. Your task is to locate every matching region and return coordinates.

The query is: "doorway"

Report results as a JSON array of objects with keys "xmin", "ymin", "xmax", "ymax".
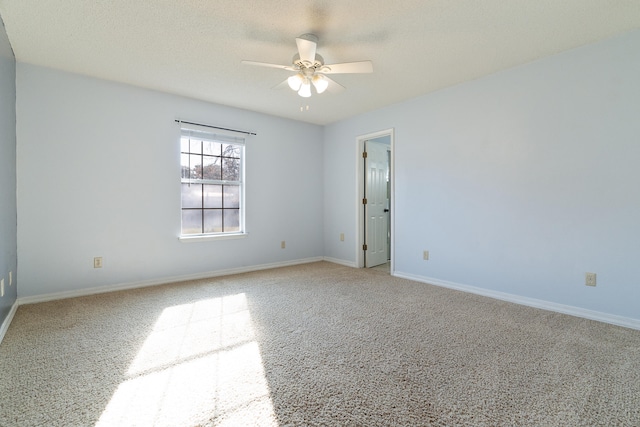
[{"xmin": 356, "ymin": 129, "xmax": 394, "ymax": 271}]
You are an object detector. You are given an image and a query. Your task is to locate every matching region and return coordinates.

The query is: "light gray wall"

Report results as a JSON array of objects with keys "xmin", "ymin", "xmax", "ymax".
[
  {"xmin": 11, "ymin": 28, "xmax": 640, "ymax": 324},
  {"xmin": 0, "ymin": 16, "xmax": 17, "ymax": 323},
  {"xmin": 324, "ymin": 29, "xmax": 640, "ymax": 321},
  {"xmin": 16, "ymin": 64, "xmax": 324, "ymax": 298}
]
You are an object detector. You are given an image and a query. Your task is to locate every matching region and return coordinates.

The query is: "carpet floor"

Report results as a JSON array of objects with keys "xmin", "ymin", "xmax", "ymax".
[{"xmin": 1, "ymin": 261, "xmax": 639, "ymax": 426}]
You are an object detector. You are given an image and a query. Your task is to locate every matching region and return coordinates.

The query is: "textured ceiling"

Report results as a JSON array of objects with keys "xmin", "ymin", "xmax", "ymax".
[{"xmin": 1, "ymin": 1, "xmax": 639, "ymax": 125}]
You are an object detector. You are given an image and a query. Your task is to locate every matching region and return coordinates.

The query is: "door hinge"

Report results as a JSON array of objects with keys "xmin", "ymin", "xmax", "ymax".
[
  {"xmin": 362, "ymin": 151, "xmax": 368, "ymax": 158},
  {"xmin": 362, "ymin": 198, "xmax": 367, "ymax": 204},
  {"xmin": 363, "ymin": 244, "xmax": 368, "ymax": 251}
]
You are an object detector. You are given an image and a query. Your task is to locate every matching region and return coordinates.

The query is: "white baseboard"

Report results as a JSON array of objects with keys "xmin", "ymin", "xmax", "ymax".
[
  {"xmin": 0, "ymin": 301, "xmax": 19, "ymax": 345},
  {"xmin": 394, "ymin": 271, "xmax": 640, "ymax": 331},
  {"xmin": 323, "ymin": 257, "xmax": 357, "ymax": 268},
  {"xmin": 13, "ymin": 259, "xmax": 638, "ymax": 333},
  {"xmin": 18, "ymin": 257, "xmax": 324, "ymax": 306}
]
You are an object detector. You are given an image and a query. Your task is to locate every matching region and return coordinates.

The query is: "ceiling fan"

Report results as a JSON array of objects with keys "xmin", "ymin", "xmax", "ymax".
[{"xmin": 242, "ymin": 34, "xmax": 373, "ymax": 98}]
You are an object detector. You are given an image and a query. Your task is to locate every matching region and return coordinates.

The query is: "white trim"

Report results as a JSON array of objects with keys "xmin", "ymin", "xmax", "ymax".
[
  {"xmin": 180, "ymin": 129, "xmax": 246, "ymax": 237},
  {"xmin": 18, "ymin": 257, "xmax": 323, "ymax": 306},
  {"xmin": 323, "ymin": 257, "xmax": 357, "ymax": 268},
  {"xmin": 0, "ymin": 301, "xmax": 19, "ymax": 345},
  {"xmin": 179, "ymin": 232, "xmax": 248, "ymax": 242},
  {"xmin": 388, "ymin": 133, "xmax": 395, "ymax": 276},
  {"xmin": 394, "ymin": 271, "xmax": 640, "ymax": 331},
  {"xmin": 355, "ymin": 128, "xmax": 395, "ymax": 271}
]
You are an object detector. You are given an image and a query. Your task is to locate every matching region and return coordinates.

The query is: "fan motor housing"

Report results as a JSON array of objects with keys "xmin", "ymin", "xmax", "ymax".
[{"xmin": 293, "ymin": 53, "xmax": 324, "ymax": 70}]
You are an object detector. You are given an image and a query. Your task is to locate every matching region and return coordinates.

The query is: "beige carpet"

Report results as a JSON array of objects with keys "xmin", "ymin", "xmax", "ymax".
[
  {"xmin": 370, "ymin": 262, "xmax": 391, "ymax": 273},
  {"xmin": 1, "ymin": 261, "xmax": 639, "ymax": 426}
]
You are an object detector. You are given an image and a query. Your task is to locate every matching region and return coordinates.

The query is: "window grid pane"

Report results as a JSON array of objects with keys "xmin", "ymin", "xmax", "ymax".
[
  {"xmin": 203, "ymin": 209, "xmax": 223, "ymax": 233},
  {"xmin": 202, "ymin": 155, "xmax": 221, "ymax": 180},
  {"xmin": 203, "ymin": 184, "xmax": 223, "ymax": 208},
  {"xmin": 223, "ymin": 209, "xmax": 240, "ymax": 232},
  {"xmin": 181, "ymin": 210, "xmax": 203, "ymax": 235},
  {"xmin": 224, "ymin": 185, "xmax": 240, "ymax": 208},
  {"xmin": 181, "ymin": 183, "xmax": 202, "ymax": 209}
]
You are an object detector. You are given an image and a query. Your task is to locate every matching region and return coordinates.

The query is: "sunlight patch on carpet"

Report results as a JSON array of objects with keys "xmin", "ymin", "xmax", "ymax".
[{"xmin": 96, "ymin": 293, "xmax": 278, "ymax": 426}]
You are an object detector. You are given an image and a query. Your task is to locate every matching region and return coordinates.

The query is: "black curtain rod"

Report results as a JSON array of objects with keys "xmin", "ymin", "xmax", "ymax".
[{"xmin": 175, "ymin": 120, "xmax": 256, "ymax": 136}]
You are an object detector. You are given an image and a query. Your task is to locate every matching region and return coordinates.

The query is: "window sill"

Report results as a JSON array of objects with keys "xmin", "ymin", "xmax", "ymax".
[{"xmin": 179, "ymin": 232, "xmax": 248, "ymax": 243}]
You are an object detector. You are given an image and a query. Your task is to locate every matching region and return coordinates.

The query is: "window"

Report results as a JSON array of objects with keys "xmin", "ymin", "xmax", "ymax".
[{"xmin": 180, "ymin": 127, "xmax": 245, "ymax": 236}]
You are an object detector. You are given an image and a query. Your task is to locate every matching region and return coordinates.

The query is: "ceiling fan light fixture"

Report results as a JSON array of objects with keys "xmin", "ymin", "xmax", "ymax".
[
  {"xmin": 242, "ymin": 34, "xmax": 373, "ymax": 98},
  {"xmin": 298, "ymin": 79, "xmax": 312, "ymax": 97},
  {"xmin": 287, "ymin": 73, "xmax": 304, "ymax": 91},
  {"xmin": 312, "ymin": 74, "xmax": 328, "ymax": 94}
]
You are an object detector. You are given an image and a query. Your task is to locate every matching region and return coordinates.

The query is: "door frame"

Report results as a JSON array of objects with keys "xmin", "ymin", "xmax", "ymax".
[{"xmin": 356, "ymin": 128, "xmax": 395, "ymax": 271}]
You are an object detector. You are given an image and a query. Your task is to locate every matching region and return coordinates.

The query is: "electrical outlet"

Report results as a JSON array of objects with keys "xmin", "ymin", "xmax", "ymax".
[
  {"xmin": 281, "ymin": 241, "xmax": 286, "ymax": 249},
  {"xmin": 1, "ymin": 278, "xmax": 4, "ymax": 297},
  {"xmin": 423, "ymin": 250, "xmax": 429, "ymax": 260},
  {"xmin": 94, "ymin": 257, "xmax": 103, "ymax": 268},
  {"xmin": 585, "ymin": 272, "xmax": 596, "ymax": 287},
  {"xmin": 340, "ymin": 233, "xmax": 344, "ymax": 242}
]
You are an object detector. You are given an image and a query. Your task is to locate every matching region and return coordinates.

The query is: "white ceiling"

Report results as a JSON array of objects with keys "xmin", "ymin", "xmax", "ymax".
[{"xmin": 1, "ymin": 1, "xmax": 639, "ymax": 125}]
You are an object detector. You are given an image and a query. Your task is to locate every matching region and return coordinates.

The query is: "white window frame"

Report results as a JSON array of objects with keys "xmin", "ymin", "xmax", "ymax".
[{"xmin": 178, "ymin": 123, "xmax": 247, "ymax": 241}]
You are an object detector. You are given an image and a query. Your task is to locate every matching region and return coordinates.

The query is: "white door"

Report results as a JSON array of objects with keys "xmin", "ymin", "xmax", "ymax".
[{"xmin": 365, "ymin": 140, "xmax": 389, "ymax": 267}]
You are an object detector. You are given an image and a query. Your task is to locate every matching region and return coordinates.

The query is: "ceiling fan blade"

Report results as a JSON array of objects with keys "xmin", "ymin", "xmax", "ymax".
[
  {"xmin": 325, "ymin": 76, "xmax": 345, "ymax": 94},
  {"xmin": 296, "ymin": 35, "xmax": 317, "ymax": 65},
  {"xmin": 271, "ymin": 79, "xmax": 290, "ymax": 90},
  {"xmin": 320, "ymin": 61, "xmax": 373, "ymax": 74},
  {"xmin": 241, "ymin": 60, "xmax": 295, "ymax": 71}
]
